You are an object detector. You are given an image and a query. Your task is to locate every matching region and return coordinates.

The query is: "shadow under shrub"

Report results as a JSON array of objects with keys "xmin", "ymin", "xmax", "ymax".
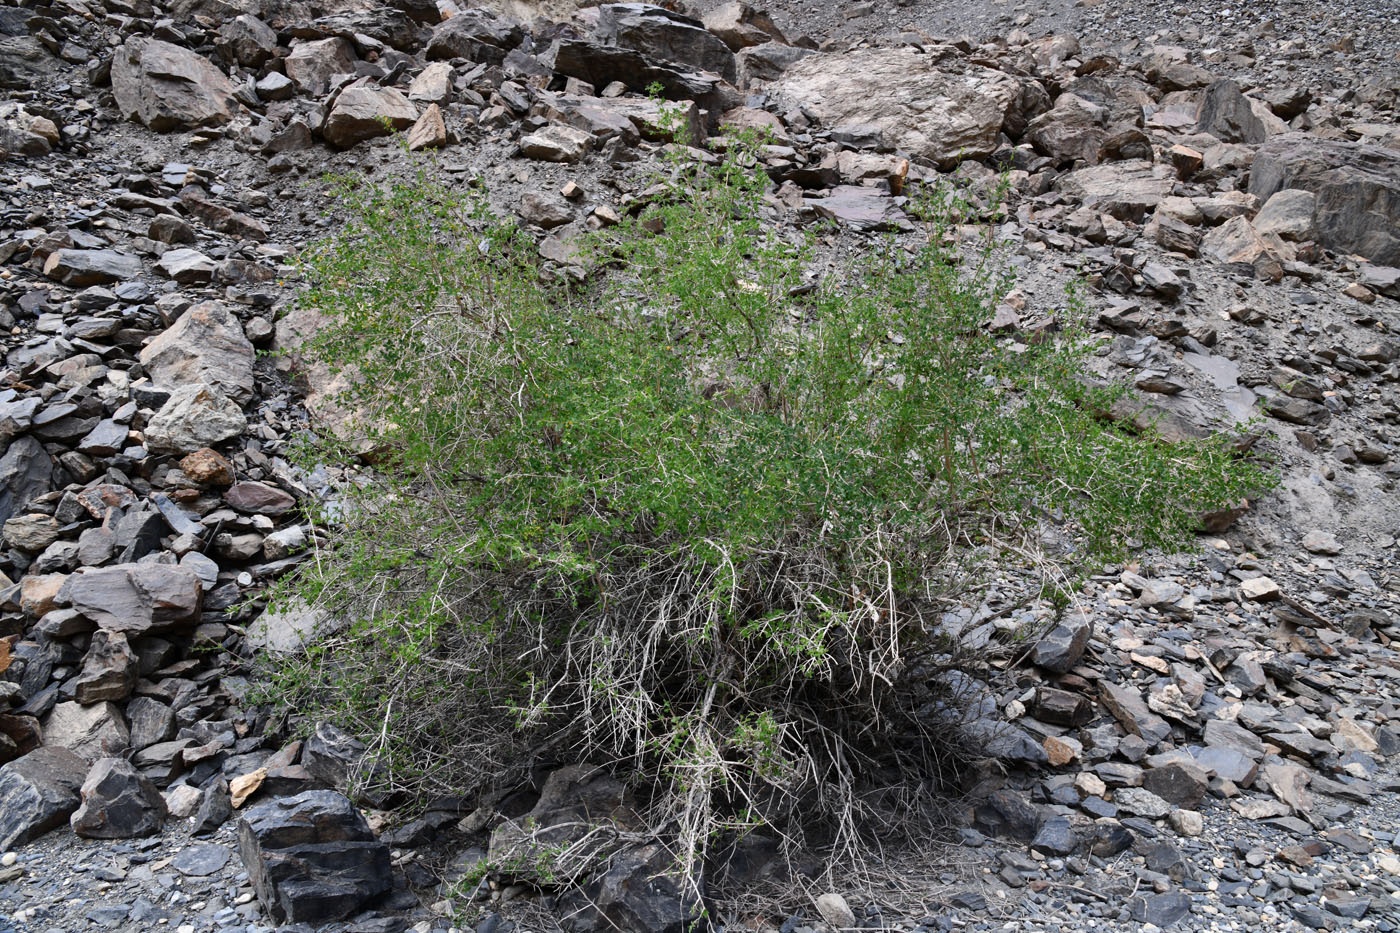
[{"xmin": 263, "ymin": 134, "xmax": 1269, "ymax": 897}]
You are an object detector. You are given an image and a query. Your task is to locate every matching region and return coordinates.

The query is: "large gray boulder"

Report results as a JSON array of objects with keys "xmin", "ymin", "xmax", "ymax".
[
  {"xmin": 1054, "ymin": 160, "xmax": 1175, "ymax": 222},
  {"xmin": 596, "ymin": 3, "xmax": 737, "ymax": 82},
  {"xmin": 236, "ymin": 790, "xmax": 392, "ymax": 924},
  {"xmin": 425, "ymin": 8, "xmax": 524, "ymax": 61},
  {"xmin": 1248, "ymin": 133, "xmax": 1400, "ymax": 266},
  {"xmin": 702, "ymin": 2, "xmax": 786, "ymax": 51},
  {"xmin": 111, "ymin": 37, "xmax": 239, "ymax": 132},
  {"xmin": 139, "ymin": 301, "xmax": 255, "ymax": 404},
  {"xmin": 322, "ymin": 85, "xmax": 418, "ymax": 149},
  {"xmin": 42, "ymin": 249, "xmax": 142, "ymax": 286},
  {"xmin": 1194, "ymin": 79, "xmax": 1265, "ymax": 144},
  {"xmin": 60, "ymin": 563, "xmax": 204, "ymax": 634},
  {"xmin": 144, "ymin": 383, "xmax": 248, "ymax": 454},
  {"xmin": 41, "ymin": 702, "xmax": 131, "ymax": 761},
  {"xmin": 70, "ymin": 757, "xmax": 168, "ymax": 838},
  {"xmin": 769, "ymin": 49, "xmax": 1019, "ymax": 167},
  {"xmin": 0, "ymin": 747, "xmax": 88, "ymax": 849},
  {"xmin": 284, "ymin": 37, "xmax": 357, "ymax": 96}
]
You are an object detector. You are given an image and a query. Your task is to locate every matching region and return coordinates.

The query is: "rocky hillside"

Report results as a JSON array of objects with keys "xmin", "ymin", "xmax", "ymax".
[{"xmin": 0, "ymin": 0, "xmax": 1398, "ymax": 932}]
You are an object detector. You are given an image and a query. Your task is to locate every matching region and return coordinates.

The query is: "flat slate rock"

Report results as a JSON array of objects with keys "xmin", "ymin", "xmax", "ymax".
[{"xmin": 173, "ymin": 842, "xmax": 232, "ymax": 876}]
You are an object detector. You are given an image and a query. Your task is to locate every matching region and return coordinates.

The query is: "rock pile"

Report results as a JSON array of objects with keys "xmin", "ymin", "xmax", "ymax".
[{"xmin": 0, "ymin": 0, "xmax": 1397, "ymax": 930}]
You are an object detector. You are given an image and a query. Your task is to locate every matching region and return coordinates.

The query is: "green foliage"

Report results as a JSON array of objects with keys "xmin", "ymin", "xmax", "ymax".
[{"xmin": 266, "ymin": 132, "xmax": 1270, "ymax": 881}]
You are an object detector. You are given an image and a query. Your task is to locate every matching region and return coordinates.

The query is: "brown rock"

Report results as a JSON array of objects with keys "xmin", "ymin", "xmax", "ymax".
[
  {"xmin": 224, "ymin": 481, "xmax": 296, "ymax": 516},
  {"xmin": 111, "ymin": 38, "xmax": 238, "ymax": 132},
  {"xmin": 180, "ymin": 448, "xmax": 236, "ymax": 486},
  {"xmin": 406, "ymin": 103, "xmax": 447, "ymax": 151}
]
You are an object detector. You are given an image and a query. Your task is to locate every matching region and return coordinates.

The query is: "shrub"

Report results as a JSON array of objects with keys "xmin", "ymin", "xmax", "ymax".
[{"xmin": 265, "ymin": 132, "xmax": 1269, "ymax": 895}]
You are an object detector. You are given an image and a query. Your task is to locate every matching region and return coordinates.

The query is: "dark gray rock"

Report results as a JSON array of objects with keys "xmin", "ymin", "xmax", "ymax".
[
  {"xmin": 0, "ymin": 435, "xmax": 53, "ymax": 527},
  {"xmin": 110, "ymin": 37, "xmax": 238, "ymax": 132},
  {"xmin": 1142, "ymin": 761, "xmax": 1209, "ymax": 810},
  {"xmin": 596, "ymin": 3, "xmax": 737, "ymax": 82},
  {"xmin": 1129, "ymin": 892, "xmax": 1192, "ymax": 927},
  {"xmin": 302, "ymin": 721, "xmax": 368, "ymax": 791},
  {"xmin": 236, "ymin": 790, "xmax": 391, "ymax": 924},
  {"xmin": 972, "ymin": 790, "xmax": 1041, "ymax": 843},
  {"xmin": 41, "ymin": 249, "xmax": 142, "ymax": 286},
  {"xmin": 70, "ymin": 757, "xmax": 168, "ymax": 838},
  {"xmin": 0, "ymin": 746, "xmax": 88, "ymax": 849},
  {"xmin": 1030, "ymin": 815, "xmax": 1079, "ymax": 856},
  {"xmin": 174, "ymin": 843, "xmax": 232, "ymax": 876},
  {"xmin": 1030, "ymin": 614, "xmax": 1091, "ymax": 674},
  {"xmin": 71, "ymin": 630, "xmax": 139, "ymax": 704},
  {"xmin": 1249, "ymin": 133, "xmax": 1400, "ymax": 266},
  {"xmin": 194, "ymin": 777, "xmax": 233, "ymax": 835},
  {"xmin": 60, "ymin": 563, "xmax": 203, "ymax": 634},
  {"xmin": 1195, "ymin": 79, "xmax": 1265, "ymax": 143},
  {"xmin": 425, "ymin": 9, "xmax": 524, "ymax": 61},
  {"xmin": 561, "ymin": 841, "xmax": 703, "ymax": 933},
  {"xmin": 126, "ymin": 697, "xmax": 176, "ymax": 749}
]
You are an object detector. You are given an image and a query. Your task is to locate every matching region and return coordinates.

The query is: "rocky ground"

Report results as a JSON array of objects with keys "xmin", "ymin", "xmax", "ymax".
[{"xmin": 0, "ymin": 0, "xmax": 1398, "ymax": 931}]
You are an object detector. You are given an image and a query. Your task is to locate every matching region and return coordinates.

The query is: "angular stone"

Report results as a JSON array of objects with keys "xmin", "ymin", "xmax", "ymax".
[
  {"xmin": 42, "ymin": 249, "xmax": 142, "ymax": 286},
  {"xmin": 425, "ymin": 9, "xmax": 524, "ymax": 61},
  {"xmin": 140, "ymin": 301, "xmax": 257, "ymax": 404},
  {"xmin": 702, "ymin": 2, "xmax": 786, "ymax": 51},
  {"xmin": 72, "ymin": 630, "xmax": 139, "ymax": 704},
  {"xmin": 1193, "ymin": 745, "xmax": 1258, "ymax": 787},
  {"xmin": 3, "ymin": 513, "xmax": 59, "ymax": 551},
  {"xmin": 1099, "ymin": 681, "xmax": 1170, "ymax": 746},
  {"xmin": 0, "ymin": 746, "xmax": 88, "ymax": 849},
  {"xmin": 70, "ymin": 757, "xmax": 167, "ymax": 838},
  {"xmin": 805, "ymin": 186, "xmax": 909, "ymax": 233},
  {"xmin": 1195, "ymin": 79, "xmax": 1265, "ymax": 144},
  {"xmin": 111, "ymin": 37, "xmax": 238, "ymax": 132},
  {"xmin": 1034, "ymin": 686, "xmax": 1094, "ymax": 726},
  {"xmin": 1301, "ymin": 530, "xmax": 1342, "ymax": 555},
  {"xmin": 408, "ymin": 61, "xmax": 453, "ymax": 105},
  {"xmin": 1249, "ymin": 134, "xmax": 1400, "ymax": 266},
  {"xmin": 736, "ymin": 41, "xmax": 814, "ymax": 85},
  {"xmin": 1203, "ymin": 719, "xmax": 1265, "ymax": 761},
  {"xmin": 323, "ymin": 86, "xmax": 417, "ymax": 149},
  {"xmin": 1055, "ymin": 160, "xmax": 1175, "ymax": 222},
  {"xmin": 60, "ymin": 563, "xmax": 203, "ymax": 634},
  {"xmin": 194, "ymin": 777, "xmax": 233, "ymax": 835},
  {"xmin": 225, "ymin": 481, "xmax": 296, "ymax": 516},
  {"xmin": 971, "ymin": 789, "xmax": 1041, "ymax": 843},
  {"xmin": 236, "ymin": 790, "xmax": 392, "ymax": 924},
  {"xmin": 302, "ymin": 722, "xmax": 368, "ymax": 791},
  {"xmin": 1240, "ymin": 576, "xmax": 1281, "ymax": 601},
  {"xmin": 284, "ymin": 38, "xmax": 357, "ymax": 97},
  {"xmin": 519, "ymin": 123, "xmax": 593, "ymax": 162},
  {"xmin": 770, "ymin": 48, "xmax": 1019, "ymax": 167},
  {"xmin": 596, "ymin": 3, "xmax": 737, "ymax": 82},
  {"xmin": 1114, "ymin": 787, "xmax": 1173, "ymax": 819},
  {"xmin": 174, "ymin": 843, "xmax": 232, "ymax": 876},
  {"xmin": 218, "ymin": 14, "xmax": 277, "ymax": 68},
  {"xmin": 180, "ymin": 448, "xmax": 236, "ymax": 486},
  {"xmin": 1030, "ymin": 815, "xmax": 1079, "ymax": 856},
  {"xmin": 1031, "ymin": 614, "xmax": 1091, "ymax": 674},
  {"xmin": 1129, "ymin": 891, "xmax": 1192, "ymax": 927},
  {"xmin": 126, "ymin": 697, "xmax": 175, "ymax": 750},
  {"xmin": 406, "ymin": 102, "xmax": 448, "ymax": 151},
  {"xmin": 155, "ymin": 248, "xmax": 216, "ymax": 284},
  {"xmin": 144, "ymin": 383, "xmax": 248, "ymax": 455},
  {"xmin": 0, "ymin": 436, "xmax": 54, "ymax": 527},
  {"xmin": 1142, "ymin": 762, "xmax": 1208, "ymax": 810},
  {"xmin": 42, "ymin": 701, "xmax": 129, "ymax": 761},
  {"xmin": 1254, "ymin": 188, "xmax": 1317, "ymax": 241}
]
